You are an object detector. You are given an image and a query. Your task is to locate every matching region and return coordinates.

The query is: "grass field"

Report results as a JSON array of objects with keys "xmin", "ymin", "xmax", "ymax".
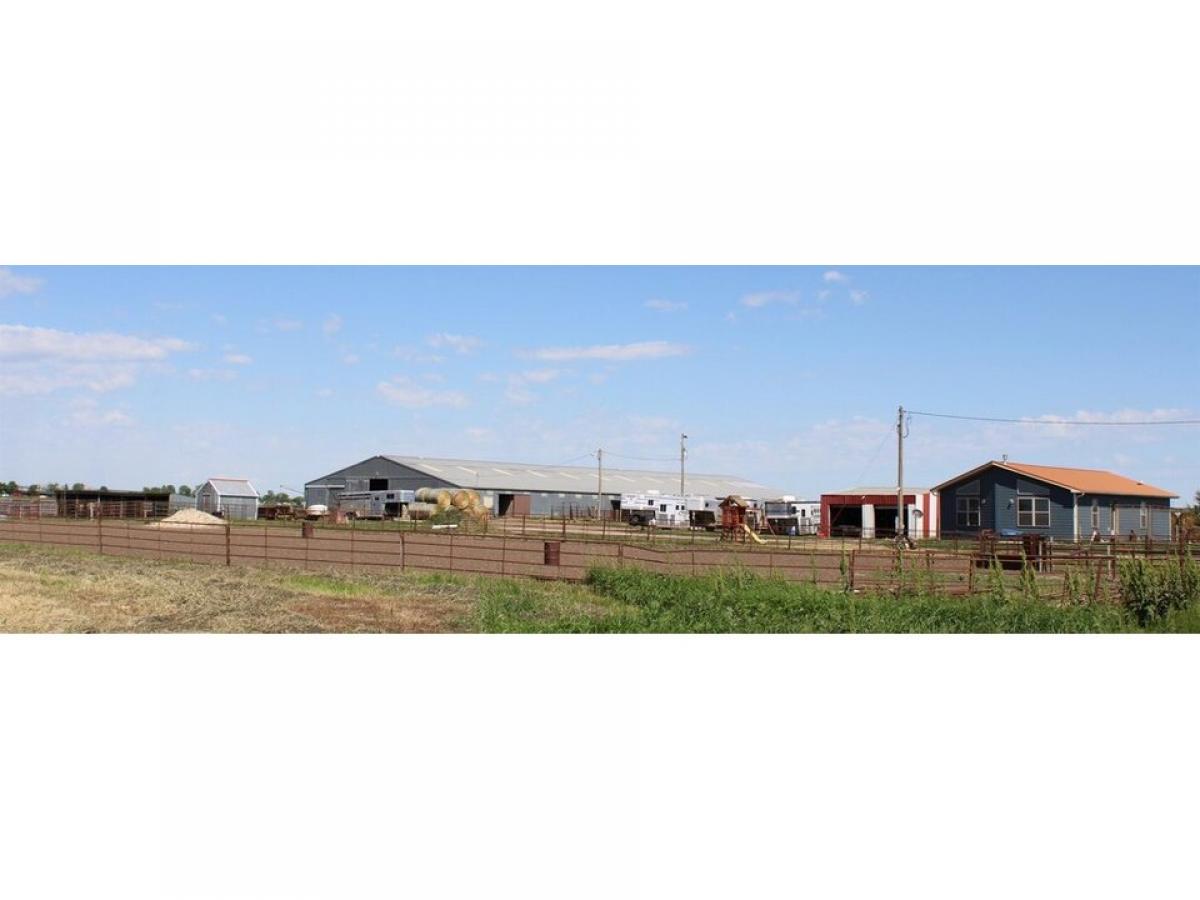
[{"xmin": 2, "ymin": 542, "xmax": 1198, "ymax": 634}]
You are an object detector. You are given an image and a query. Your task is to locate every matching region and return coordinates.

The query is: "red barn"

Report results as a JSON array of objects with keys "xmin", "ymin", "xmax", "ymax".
[{"xmin": 819, "ymin": 486, "xmax": 938, "ymax": 539}]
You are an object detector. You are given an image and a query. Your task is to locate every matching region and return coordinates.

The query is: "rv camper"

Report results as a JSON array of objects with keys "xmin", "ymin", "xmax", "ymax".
[{"xmin": 620, "ymin": 492, "xmax": 707, "ymax": 528}]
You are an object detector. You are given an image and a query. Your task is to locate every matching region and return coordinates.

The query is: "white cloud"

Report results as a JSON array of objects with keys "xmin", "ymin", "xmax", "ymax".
[
  {"xmin": 342, "ymin": 353, "xmax": 361, "ymax": 366},
  {"xmin": 426, "ymin": 332, "xmax": 482, "ymax": 355},
  {"xmin": 262, "ymin": 318, "xmax": 304, "ymax": 333},
  {"xmin": 0, "ymin": 268, "xmax": 42, "ymax": 299},
  {"xmin": 322, "ymin": 314, "xmax": 344, "ymax": 336},
  {"xmin": 376, "ymin": 377, "xmax": 468, "ymax": 409},
  {"xmin": 465, "ymin": 426, "xmax": 493, "ymax": 442},
  {"xmin": 645, "ymin": 299, "xmax": 688, "ymax": 313},
  {"xmin": 849, "ymin": 289, "xmax": 869, "ymax": 305},
  {"xmin": 0, "ymin": 364, "xmax": 138, "ymax": 396},
  {"xmin": 0, "ymin": 324, "xmax": 194, "ymax": 396},
  {"xmin": 394, "ymin": 346, "xmax": 446, "ymax": 365},
  {"xmin": 504, "ymin": 385, "xmax": 536, "ymax": 405},
  {"xmin": 64, "ymin": 398, "xmax": 134, "ymax": 428},
  {"xmin": 501, "ymin": 369, "xmax": 564, "ymax": 405},
  {"xmin": 523, "ymin": 341, "xmax": 690, "ymax": 362},
  {"xmin": 823, "ymin": 270, "xmax": 849, "ymax": 284},
  {"xmin": 316, "ymin": 388, "xmax": 335, "ymax": 398},
  {"xmin": 211, "ymin": 313, "xmax": 228, "ymax": 327},
  {"xmin": 0, "ymin": 324, "xmax": 193, "ymax": 361},
  {"xmin": 739, "ymin": 290, "xmax": 801, "ymax": 309},
  {"xmin": 187, "ymin": 368, "xmax": 237, "ymax": 382},
  {"xmin": 224, "ymin": 353, "xmax": 253, "ymax": 365},
  {"xmin": 516, "ymin": 368, "xmax": 562, "ymax": 384}
]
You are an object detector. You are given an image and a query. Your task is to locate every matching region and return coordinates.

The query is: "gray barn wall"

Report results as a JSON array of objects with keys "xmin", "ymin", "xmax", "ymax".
[
  {"xmin": 306, "ymin": 456, "xmax": 617, "ymax": 516},
  {"xmin": 306, "ymin": 457, "xmax": 459, "ymax": 508}
]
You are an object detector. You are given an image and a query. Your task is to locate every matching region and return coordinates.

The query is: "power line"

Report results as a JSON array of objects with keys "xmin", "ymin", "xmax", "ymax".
[
  {"xmin": 908, "ymin": 410, "xmax": 1200, "ymax": 427},
  {"xmin": 603, "ymin": 451, "xmax": 679, "ymax": 464},
  {"xmin": 554, "ymin": 452, "xmax": 597, "ymax": 466},
  {"xmin": 852, "ymin": 426, "xmax": 894, "ymax": 487}
]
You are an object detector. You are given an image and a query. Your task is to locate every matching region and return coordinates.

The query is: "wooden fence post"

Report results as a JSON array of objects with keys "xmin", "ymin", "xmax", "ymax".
[{"xmin": 225, "ymin": 522, "xmax": 231, "ymax": 566}]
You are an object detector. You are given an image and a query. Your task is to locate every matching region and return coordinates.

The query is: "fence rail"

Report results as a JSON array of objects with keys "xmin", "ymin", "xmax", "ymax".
[
  {"xmin": 11, "ymin": 517, "xmax": 1172, "ymax": 602},
  {"xmin": 0, "ymin": 518, "xmax": 977, "ymax": 590}
]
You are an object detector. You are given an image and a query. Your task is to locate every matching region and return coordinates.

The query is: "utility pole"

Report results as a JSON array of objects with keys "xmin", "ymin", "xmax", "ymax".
[
  {"xmin": 597, "ymin": 448, "xmax": 603, "ymax": 519},
  {"xmin": 680, "ymin": 434, "xmax": 688, "ymax": 496},
  {"xmin": 897, "ymin": 406, "xmax": 906, "ymax": 546}
]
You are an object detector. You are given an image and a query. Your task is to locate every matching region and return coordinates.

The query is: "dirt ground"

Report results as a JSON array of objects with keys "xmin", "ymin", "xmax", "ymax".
[{"xmin": 0, "ymin": 543, "xmax": 478, "ymax": 634}]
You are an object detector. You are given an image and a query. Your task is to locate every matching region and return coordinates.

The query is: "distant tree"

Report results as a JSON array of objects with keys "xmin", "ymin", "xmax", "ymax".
[
  {"xmin": 27, "ymin": 484, "xmax": 40, "ymax": 495},
  {"xmin": 71, "ymin": 482, "xmax": 85, "ymax": 491},
  {"xmin": 177, "ymin": 485, "xmax": 193, "ymax": 497},
  {"xmin": 1194, "ymin": 489, "xmax": 1200, "ymax": 513}
]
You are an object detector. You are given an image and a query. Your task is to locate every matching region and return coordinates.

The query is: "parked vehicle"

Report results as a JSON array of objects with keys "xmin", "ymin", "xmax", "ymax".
[
  {"xmin": 620, "ymin": 492, "xmax": 707, "ymax": 527},
  {"xmin": 336, "ymin": 490, "xmax": 415, "ymax": 521},
  {"xmin": 763, "ymin": 498, "xmax": 821, "ymax": 536}
]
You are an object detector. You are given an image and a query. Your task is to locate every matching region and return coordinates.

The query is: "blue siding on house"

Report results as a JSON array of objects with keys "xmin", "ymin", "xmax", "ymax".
[{"xmin": 938, "ymin": 465, "xmax": 1174, "ymax": 540}]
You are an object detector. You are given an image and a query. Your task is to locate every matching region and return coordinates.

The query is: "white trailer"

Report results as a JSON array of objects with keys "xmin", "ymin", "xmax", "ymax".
[
  {"xmin": 337, "ymin": 489, "xmax": 415, "ymax": 520},
  {"xmin": 620, "ymin": 492, "xmax": 707, "ymax": 527},
  {"xmin": 764, "ymin": 498, "xmax": 822, "ymax": 536}
]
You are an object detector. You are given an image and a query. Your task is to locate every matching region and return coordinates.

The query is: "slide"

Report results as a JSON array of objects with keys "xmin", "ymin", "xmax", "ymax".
[{"xmin": 742, "ymin": 524, "xmax": 766, "ymax": 545}]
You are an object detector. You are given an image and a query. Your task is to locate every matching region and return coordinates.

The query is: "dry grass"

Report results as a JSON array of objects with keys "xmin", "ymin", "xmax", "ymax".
[{"xmin": 0, "ymin": 543, "xmax": 478, "ymax": 634}]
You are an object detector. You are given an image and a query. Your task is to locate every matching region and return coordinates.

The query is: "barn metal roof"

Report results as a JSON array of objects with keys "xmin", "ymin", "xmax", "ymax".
[
  {"xmin": 826, "ymin": 486, "xmax": 933, "ymax": 496},
  {"xmin": 204, "ymin": 478, "xmax": 260, "ymax": 498},
  {"xmin": 380, "ymin": 455, "xmax": 788, "ymax": 499}
]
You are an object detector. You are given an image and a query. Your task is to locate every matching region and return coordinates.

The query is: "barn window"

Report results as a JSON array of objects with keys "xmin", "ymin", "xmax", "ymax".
[
  {"xmin": 956, "ymin": 497, "xmax": 980, "ymax": 528},
  {"xmin": 1018, "ymin": 497, "xmax": 1050, "ymax": 528},
  {"xmin": 1140, "ymin": 502, "xmax": 1148, "ymax": 530},
  {"xmin": 1091, "ymin": 500, "xmax": 1100, "ymax": 532}
]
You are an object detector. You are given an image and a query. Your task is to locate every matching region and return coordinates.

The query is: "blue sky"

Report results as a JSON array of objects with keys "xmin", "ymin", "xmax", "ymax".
[{"xmin": 1, "ymin": 266, "xmax": 1197, "ymax": 500}]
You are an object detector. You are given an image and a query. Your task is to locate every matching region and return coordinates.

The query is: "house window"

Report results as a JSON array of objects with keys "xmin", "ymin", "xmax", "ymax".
[
  {"xmin": 1091, "ymin": 500, "xmax": 1100, "ymax": 532},
  {"xmin": 956, "ymin": 497, "xmax": 980, "ymax": 528},
  {"xmin": 1140, "ymin": 503, "xmax": 1148, "ymax": 531},
  {"xmin": 1018, "ymin": 497, "xmax": 1050, "ymax": 528}
]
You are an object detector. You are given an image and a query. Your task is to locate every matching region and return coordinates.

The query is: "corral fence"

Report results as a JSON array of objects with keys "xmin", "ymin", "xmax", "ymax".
[
  {"xmin": 0, "ymin": 518, "xmax": 952, "ymax": 589},
  {"xmin": 0, "ymin": 497, "xmax": 179, "ymax": 519},
  {"xmin": 8, "ymin": 517, "xmax": 1182, "ymax": 600}
]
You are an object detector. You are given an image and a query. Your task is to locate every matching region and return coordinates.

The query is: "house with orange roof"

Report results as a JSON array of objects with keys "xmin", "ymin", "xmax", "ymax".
[{"xmin": 933, "ymin": 461, "xmax": 1177, "ymax": 541}]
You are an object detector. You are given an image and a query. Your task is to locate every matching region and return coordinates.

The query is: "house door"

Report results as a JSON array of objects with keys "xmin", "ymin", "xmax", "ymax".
[{"xmin": 1111, "ymin": 504, "xmax": 1119, "ymax": 536}]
